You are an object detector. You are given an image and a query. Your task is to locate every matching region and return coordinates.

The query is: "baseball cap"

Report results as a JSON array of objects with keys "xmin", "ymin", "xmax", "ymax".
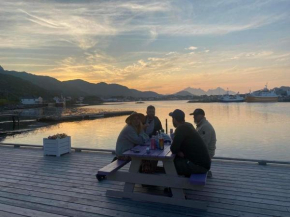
[
  {"xmin": 189, "ymin": 108, "xmax": 205, "ymax": 116},
  {"xmin": 169, "ymin": 109, "xmax": 185, "ymax": 121}
]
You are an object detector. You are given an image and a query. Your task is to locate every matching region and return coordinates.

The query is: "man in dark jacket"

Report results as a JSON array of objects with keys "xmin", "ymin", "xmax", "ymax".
[
  {"xmin": 144, "ymin": 105, "xmax": 163, "ymax": 138},
  {"xmin": 169, "ymin": 109, "xmax": 211, "ymax": 177}
]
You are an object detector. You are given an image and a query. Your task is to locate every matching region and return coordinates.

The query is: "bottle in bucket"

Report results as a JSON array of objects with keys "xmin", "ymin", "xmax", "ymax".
[
  {"xmin": 159, "ymin": 130, "xmax": 164, "ymax": 150},
  {"xmin": 170, "ymin": 128, "xmax": 174, "ymax": 140},
  {"xmin": 155, "ymin": 131, "xmax": 160, "ymax": 149},
  {"xmin": 150, "ymin": 137, "xmax": 155, "ymax": 150}
]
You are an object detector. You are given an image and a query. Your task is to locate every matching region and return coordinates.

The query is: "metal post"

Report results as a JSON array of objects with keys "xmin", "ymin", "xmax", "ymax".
[{"xmin": 165, "ymin": 119, "xmax": 168, "ymax": 134}]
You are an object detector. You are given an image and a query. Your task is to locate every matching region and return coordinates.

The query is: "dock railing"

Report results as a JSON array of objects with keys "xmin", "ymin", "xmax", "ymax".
[
  {"xmin": 0, "ymin": 142, "xmax": 115, "ymax": 154},
  {"xmin": 0, "ymin": 142, "xmax": 289, "ymax": 166}
]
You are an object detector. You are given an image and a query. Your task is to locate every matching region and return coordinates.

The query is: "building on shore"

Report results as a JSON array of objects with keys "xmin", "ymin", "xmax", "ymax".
[
  {"xmin": 53, "ymin": 95, "xmax": 66, "ymax": 107},
  {"xmin": 21, "ymin": 97, "xmax": 43, "ymax": 105}
]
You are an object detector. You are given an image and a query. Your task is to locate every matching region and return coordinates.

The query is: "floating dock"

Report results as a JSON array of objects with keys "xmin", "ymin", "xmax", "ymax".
[
  {"xmin": 0, "ymin": 144, "xmax": 289, "ymax": 217},
  {"xmin": 0, "ymin": 113, "xmax": 20, "ymax": 124},
  {"xmin": 37, "ymin": 111, "xmax": 134, "ymax": 122}
]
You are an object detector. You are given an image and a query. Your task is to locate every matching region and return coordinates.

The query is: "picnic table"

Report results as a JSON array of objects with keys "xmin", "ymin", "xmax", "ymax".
[{"xmin": 100, "ymin": 143, "xmax": 208, "ymax": 210}]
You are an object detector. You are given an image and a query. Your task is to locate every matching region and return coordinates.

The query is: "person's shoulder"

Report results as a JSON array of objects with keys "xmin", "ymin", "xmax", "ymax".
[
  {"xmin": 204, "ymin": 119, "xmax": 214, "ymax": 129},
  {"xmin": 177, "ymin": 122, "xmax": 194, "ymax": 130},
  {"xmin": 123, "ymin": 124, "xmax": 134, "ymax": 132},
  {"xmin": 185, "ymin": 122, "xmax": 194, "ymax": 128},
  {"xmin": 154, "ymin": 116, "xmax": 160, "ymax": 121}
]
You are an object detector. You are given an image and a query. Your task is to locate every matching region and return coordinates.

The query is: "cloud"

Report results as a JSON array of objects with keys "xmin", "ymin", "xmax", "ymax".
[
  {"xmin": 166, "ymin": 52, "xmax": 176, "ymax": 55},
  {"xmin": 19, "ymin": 9, "xmax": 61, "ymax": 29},
  {"xmin": 119, "ymin": 2, "xmax": 171, "ymax": 12},
  {"xmin": 185, "ymin": 46, "xmax": 198, "ymax": 50},
  {"xmin": 1, "ymin": 0, "xmax": 290, "ymax": 93}
]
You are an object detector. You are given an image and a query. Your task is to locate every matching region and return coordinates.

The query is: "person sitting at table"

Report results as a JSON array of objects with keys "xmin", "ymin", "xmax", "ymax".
[
  {"xmin": 115, "ymin": 112, "xmax": 148, "ymax": 160},
  {"xmin": 169, "ymin": 109, "xmax": 211, "ymax": 177},
  {"xmin": 143, "ymin": 105, "xmax": 163, "ymax": 138}
]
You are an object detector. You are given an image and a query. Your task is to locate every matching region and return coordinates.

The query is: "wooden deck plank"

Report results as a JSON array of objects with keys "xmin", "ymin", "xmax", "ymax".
[
  {"xmin": 0, "ymin": 166, "xmax": 283, "ymax": 203},
  {"xmin": 0, "ymin": 203, "xmax": 67, "ymax": 217},
  {"xmin": 0, "ymin": 146, "xmax": 289, "ymax": 217},
  {"xmin": 0, "ymin": 161, "xmax": 289, "ymax": 197},
  {"xmin": 0, "ymin": 188, "xmax": 195, "ymax": 217},
  {"xmin": 0, "ymin": 171, "xmax": 289, "ymax": 211},
  {"xmin": 0, "ymin": 162, "xmax": 287, "ymax": 201},
  {"xmin": 0, "ymin": 210, "xmax": 27, "ymax": 217},
  {"xmin": 0, "ymin": 181, "xmax": 215, "ymax": 217},
  {"xmin": 0, "ymin": 150, "xmax": 290, "ymax": 181},
  {"xmin": 0, "ymin": 156, "xmax": 288, "ymax": 180},
  {"xmin": 1, "ymin": 162, "xmax": 289, "ymax": 201}
]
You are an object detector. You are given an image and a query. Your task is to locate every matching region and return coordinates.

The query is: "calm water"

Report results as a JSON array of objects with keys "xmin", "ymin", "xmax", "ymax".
[{"xmin": 2, "ymin": 101, "xmax": 290, "ymax": 161}]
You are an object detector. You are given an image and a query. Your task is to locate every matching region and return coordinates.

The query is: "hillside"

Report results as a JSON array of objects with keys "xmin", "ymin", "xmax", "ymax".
[
  {"xmin": 174, "ymin": 90, "xmax": 193, "ymax": 96},
  {"xmin": 62, "ymin": 80, "xmax": 161, "ymax": 97},
  {"xmin": 0, "ymin": 66, "xmax": 86, "ymax": 97},
  {"xmin": 0, "ymin": 66, "xmax": 161, "ymax": 98},
  {"xmin": 0, "ymin": 73, "xmax": 52, "ymax": 100},
  {"xmin": 182, "ymin": 87, "xmax": 236, "ymax": 95}
]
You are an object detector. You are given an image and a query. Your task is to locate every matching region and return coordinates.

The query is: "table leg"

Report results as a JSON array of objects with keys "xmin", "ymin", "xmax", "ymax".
[
  {"xmin": 123, "ymin": 158, "xmax": 142, "ymax": 193},
  {"xmin": 163, "ymin": 160, "xmax": 185, "ymax": 199}
]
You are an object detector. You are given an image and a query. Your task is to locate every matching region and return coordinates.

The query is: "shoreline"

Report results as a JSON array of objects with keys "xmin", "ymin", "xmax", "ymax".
[{"xmin": 0, "ymin": 110, "xmax": 134, "ymax": 138}]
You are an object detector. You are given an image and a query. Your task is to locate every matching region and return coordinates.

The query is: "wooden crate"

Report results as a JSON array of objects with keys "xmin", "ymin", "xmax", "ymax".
[{"xmin": 43, "ymin": 136, "xmax": 71, "ymax": 157}]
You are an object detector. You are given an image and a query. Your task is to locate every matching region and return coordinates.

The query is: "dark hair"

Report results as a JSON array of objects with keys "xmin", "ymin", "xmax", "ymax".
[{"xmin": 147, "ymin": 105, "xmax": 155, "ymax": 110}]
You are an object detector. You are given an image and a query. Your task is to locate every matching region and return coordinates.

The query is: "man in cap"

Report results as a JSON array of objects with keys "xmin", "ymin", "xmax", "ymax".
[
  {"xmin": 190, "ymin": 109, "xmax": 216, "ymax": 159},
  {"xmin": 190, "ymin": 108, "xmax": 216, "ymax": 177},
  {"xmin": 169, "ymin": 109, "xmax": 211, "ymax": 176}
]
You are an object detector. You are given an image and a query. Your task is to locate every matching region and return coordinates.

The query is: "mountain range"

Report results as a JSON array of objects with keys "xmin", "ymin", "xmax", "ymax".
[
  {"xmin": 0, "ymin": 66, "xmax": 160, "ymax": 98},
  {"xmin": 0, "ymin": 73, "xmax": 52, "ymax": 100},
  {"xmin": 175, "ymin": 87, "xmax": 236, "ymax": 96},
  {"xmin": 1, "ymin": 66, "xmax": 288, "ymax": 100}
]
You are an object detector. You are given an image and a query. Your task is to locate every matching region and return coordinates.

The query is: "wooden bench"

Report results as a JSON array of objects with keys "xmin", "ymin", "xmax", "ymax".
[
  {"xmin": 96, "ymin": 159, "xmax": 131, "ymax": 181},
  {"xmin": 189, "ymin": 173, "xmax": 207, "ymax": 185},
  {"xmin": 165, "ymin": 172, "xmax": 208, "ymax": 196}
]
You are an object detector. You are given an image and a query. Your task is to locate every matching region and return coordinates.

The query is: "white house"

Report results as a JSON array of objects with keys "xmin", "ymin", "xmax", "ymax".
[
  {"xmin": 21, "ymin": 97, "xmax": 43, "ymax": 105},
  {"xmin": 36, "ymin": 97, "xmax": 43, "ymax": 104},
  {"xmin": 53, "ymin": 96, "xmax": 66, "ymax": 103}
]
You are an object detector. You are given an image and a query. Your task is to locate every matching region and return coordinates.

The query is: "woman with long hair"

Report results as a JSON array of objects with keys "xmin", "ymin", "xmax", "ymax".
[{"xmin": 115, "ymin": 112, "xmax": 147, "ymax": 160}]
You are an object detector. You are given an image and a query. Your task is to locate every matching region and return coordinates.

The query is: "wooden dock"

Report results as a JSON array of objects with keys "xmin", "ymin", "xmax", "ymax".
[
  {"xmin": 37, "ymin": 111, "xmax": 134, "ymax": 122},
  {"xmin": 0, "ymin": 114, "xmax": 20, "ymax": 124},
  {"xmin": 0, "ymin": 145, "xmax": 289, "ymax": 217}
]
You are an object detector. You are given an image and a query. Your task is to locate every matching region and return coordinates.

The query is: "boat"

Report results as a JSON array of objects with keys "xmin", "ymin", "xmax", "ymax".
[
  {"xmin": 246, "ymin": 84, "xmax": 278, "ymax": 102},
  {"xmin": 220, "ymin": 91, "xmax": 244, "ymax": 102},
  {"xmin": 135, "ymin": 100, "xmax": 144, "ymax": 104}
]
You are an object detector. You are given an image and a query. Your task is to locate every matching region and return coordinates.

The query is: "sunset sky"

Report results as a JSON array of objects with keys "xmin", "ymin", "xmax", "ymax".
[{"xmin": 0, "ymin": 0, "xmax": 290, "ymax": 94}]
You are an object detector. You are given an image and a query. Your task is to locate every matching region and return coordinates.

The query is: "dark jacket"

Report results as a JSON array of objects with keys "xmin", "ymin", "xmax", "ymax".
[
  {"xmin": 144, "ymin": 116, "xmax": 163, "ymax": 138},
  {"xmin": 170, "ymin": 122, "xmax": 211, "ymax": 170}
]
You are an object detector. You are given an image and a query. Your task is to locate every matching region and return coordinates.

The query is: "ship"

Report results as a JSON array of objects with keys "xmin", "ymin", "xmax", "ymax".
[
  {"xmin": 220, "ymin": 91, "xmax": 244, "ymax": 102},
  {"xmin": 245, "ymin": 85, "xmax": 278, "ymax": 102},
  {"xmin": 135, "ymin": 99, "xmax": 144, "ymax": 104}
]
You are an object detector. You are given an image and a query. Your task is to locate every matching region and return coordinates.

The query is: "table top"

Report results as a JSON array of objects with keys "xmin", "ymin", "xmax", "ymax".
[{"xmin": 123, "ymin": 143, "xmax": 175, "ymax": 159}]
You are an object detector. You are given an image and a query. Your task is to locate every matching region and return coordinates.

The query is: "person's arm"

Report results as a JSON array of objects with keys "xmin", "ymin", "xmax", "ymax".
[
  {"xmin": 155, "ymin": 117, "xmax": 163, "ymax": 132},
  {"xmin": 124, "ymin": 126, "xmax": 144, "ymax": 145},
  {"xmin": 198, "ymin": 125, "xmax": 212, "ymax": 149},
  {"xmin": 170, "ymin": 126, "xmax": 185, "ymax": 154}
]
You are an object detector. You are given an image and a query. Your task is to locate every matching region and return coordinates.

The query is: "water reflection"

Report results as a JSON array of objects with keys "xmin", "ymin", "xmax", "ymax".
[{"xmin": 1, "ymin": 101, "xmax": 290, "ymax": 161}]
